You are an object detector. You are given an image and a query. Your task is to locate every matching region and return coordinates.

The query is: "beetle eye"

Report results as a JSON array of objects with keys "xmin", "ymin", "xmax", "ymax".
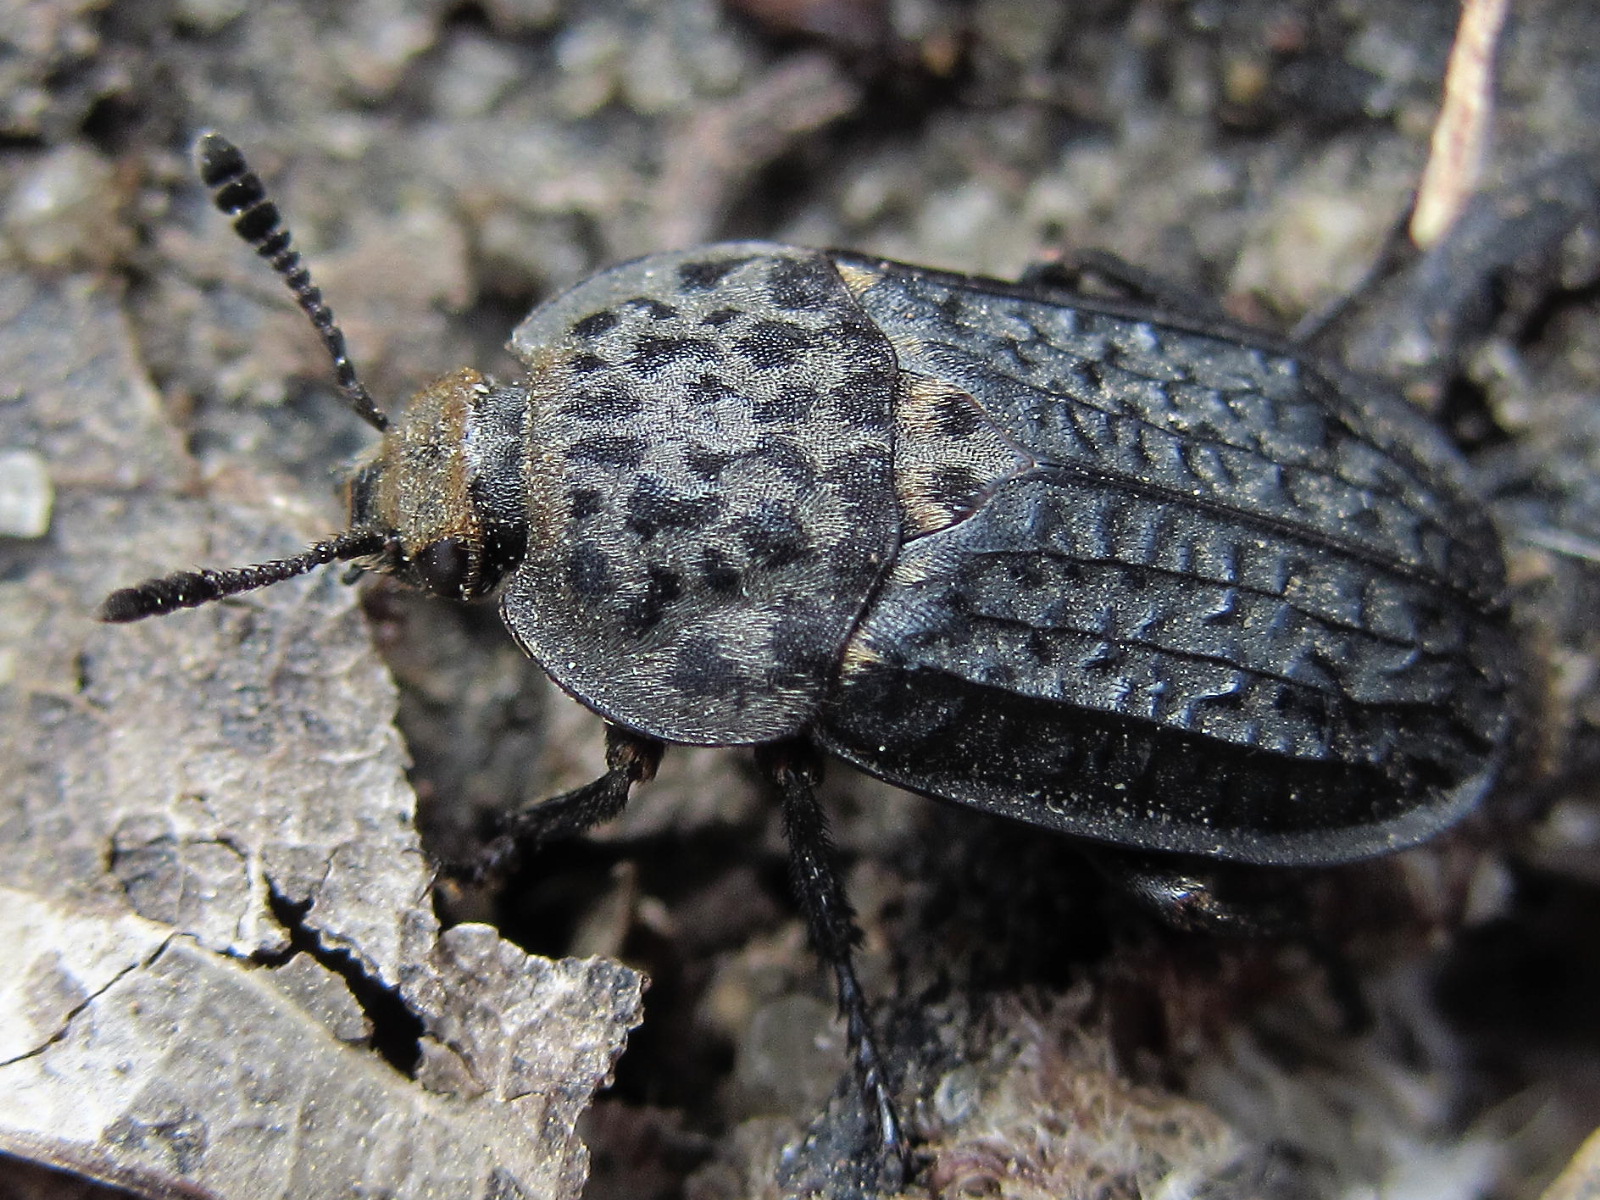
[{"xmin": 417, "ymin": 537, "xmax": 472, "ymax": 598}]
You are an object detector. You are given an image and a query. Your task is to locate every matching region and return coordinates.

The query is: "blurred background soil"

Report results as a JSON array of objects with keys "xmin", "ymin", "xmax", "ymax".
[{"xmin": 3, "ymin": 1, "xmax": 1600, "ymax": 1197}]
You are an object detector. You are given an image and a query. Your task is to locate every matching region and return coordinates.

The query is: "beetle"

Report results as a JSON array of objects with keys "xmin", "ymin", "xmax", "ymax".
[{"xmin": 102, "ymin": 133, "xmax": 1517, "ymax": 1177}]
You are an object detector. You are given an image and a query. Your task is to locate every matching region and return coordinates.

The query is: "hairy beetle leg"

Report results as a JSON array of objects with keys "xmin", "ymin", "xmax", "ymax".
[
  {"xmin": 466, "ymin": 725, "xmax": 664, "ymax": 881},
  {"xmin": 1093, "ymin": 849, "xmax": 1372, "ymax": 1033},
  {"xmin": 1091, "ymin": 851, "xmax": 1309, "ymax": 938},
  {"xmin": 756, "ymin": 739, "xmax": 909, "ymax": 1184},
  {"xmin": 1020, "ymin": 249, "xmax": 1229, "ymax": 322}
]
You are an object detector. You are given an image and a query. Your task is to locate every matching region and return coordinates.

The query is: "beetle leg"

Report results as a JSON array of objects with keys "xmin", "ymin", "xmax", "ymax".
[
  {"xmin": 1092, "ymin": 849, "xmax": 1370, "ymax": 1033},
  {"xmin": 1090, "ymin": 850, "xmax": 1304, "ymax": 937},
  {"xmin": 755, "ymin": 739, "xmax": 909, "ymax": 1182},
  {"xmin": 469, "ymin": 724, "xmax": 663, "ymax": 880},
  {"xmin": 1020, "ymin": 249, "xmax": 1228, "ymax": 320}
]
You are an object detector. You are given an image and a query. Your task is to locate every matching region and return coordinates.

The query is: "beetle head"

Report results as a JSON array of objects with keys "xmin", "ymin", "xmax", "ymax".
[
  {"xmin": 347, "ymin": 367, "xmax": 524, "ymax": 603},
  {"xmin": 98, "ymin": 133, "xmax": 521, "ymax": 624}
]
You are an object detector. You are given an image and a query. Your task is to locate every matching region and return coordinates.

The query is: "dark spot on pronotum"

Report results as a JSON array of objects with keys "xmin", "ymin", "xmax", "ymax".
[
  {"xmin": 737, "ymin": 320, "xmax": 816, "ymax": 369},
  {"xmin": 738, "ymin": 501, "xmax": 810, "ymax": 569},
  {"xmin": 767, "ymin": 257, "xmax": 835, "ymax": 311},
  {"xmin": 670, "ymin": 634, "xmax": 742, "ymax": 697},
  {"xmin": 826, "ymin": 372, "xmax": 892, "ymax": 430},
  {"xmin": 686, "ymin": 372, "xmax": 740, "ymax": 406},
  {"xmin": 702, "ymin": 307, "xmax": 741, "ymax": 327},
  {"xmin": 699, "ymin": 545, "xmax": 741, "ymax": 594},
  {"xmin": 622, "ymin": 563, "xmax": 684, "ymax": 635},
  {"xmin": 633, "ymin": 335, "xmax": 716, "ymax": 374},
  {"xmin": 752, "ymin": 384, "xmax": 817, "ymax": 424},
  {"xmin": 625, "ymin": 475, "xmax": 722, "ymax": 539},
  {"xmin": 571, "ymin": 310, "xmax": 619, "ymax": 339},
  {"xmin": 678, "ymin": 258, "xmax": 749, "ymax": 290},
  {"xmin": 569, "ymin": 487, "xmax": 605, "ymax": 520},
  {"xmin": 824, "ymin": 451, "xmax": 891, "ymax": 510},
  {"xmin": 567, "ymin": 384, "xmax": 643, "ymax": 421},
  {"xmin": 753, "ymin": 436, "xmax": 817, "ymax": 488},
  {"xmin": 770, "ymin": 605, "xmax": 833, "ymax": 680},
  {"xmin": 623, "ymin": 296, "xmax": 680, "ymax": 320},
  {"xmin": 686, "ymin": 446, "xmax": 735, "ymax": 480},
  {"xmin": 567, "ymin": 542, "xmax": 614, "ymax": 596},
  {"xmin": 567, "ymin": 435, "xmax": 647, "ymax": 469},
  {"xmin": 832, "ymin": 311, "xmax": 888, "ymax": 355}
]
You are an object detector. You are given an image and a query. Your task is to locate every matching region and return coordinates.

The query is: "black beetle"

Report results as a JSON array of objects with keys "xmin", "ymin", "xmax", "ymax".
[{"xmin": 102, "ymin": 134, "xmax": 1517, "ymax": 1175}]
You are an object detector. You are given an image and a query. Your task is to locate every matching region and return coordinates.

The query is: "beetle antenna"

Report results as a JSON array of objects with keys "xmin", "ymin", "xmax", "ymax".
[
  {"xmin": 98, "ymin": 528, "xmax": 389, "ymax": 623},
  {"xmin": 195, "ymin": 131, "xmax": 389, "ymax": 432}
]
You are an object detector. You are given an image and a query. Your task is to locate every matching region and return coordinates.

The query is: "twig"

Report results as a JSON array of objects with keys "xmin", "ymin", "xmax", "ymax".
[{"xmin": 1410, "ymin": 0, "xmax": 1511, "ymax": 249}]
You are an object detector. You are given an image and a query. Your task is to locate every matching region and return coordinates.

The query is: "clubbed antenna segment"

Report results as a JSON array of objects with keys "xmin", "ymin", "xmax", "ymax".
[
  {"xmin": 195, "ymin": 131, "xmax": 389, "ymax": 432},
  {"xmin": 98, "ymin": 528, "xmax": 388, "ymax": 623}
]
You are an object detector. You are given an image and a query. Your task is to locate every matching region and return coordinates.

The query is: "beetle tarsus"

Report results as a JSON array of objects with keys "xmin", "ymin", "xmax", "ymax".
[{"xmin": 757, "ymin": 739, "xmax": 910, "ymax": 1183}]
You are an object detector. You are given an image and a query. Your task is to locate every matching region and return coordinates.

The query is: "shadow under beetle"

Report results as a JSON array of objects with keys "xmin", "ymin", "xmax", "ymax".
[{"xmin": 103, "ymin": 133, "xmax": 1518, "ymax": 1179}]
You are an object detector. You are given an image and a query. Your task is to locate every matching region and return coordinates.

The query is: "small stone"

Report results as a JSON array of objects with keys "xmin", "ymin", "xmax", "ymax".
[
  {"xmin": 932, "ymin": 1063, "xmax": 983, "ymax": 1125},
  {"xmin": 172, "ymin": 0, "xmax": 247, "ymax": 33},
  {"xmin": 0, "ymin": 448, "xmax": 52, "ymax": 538},
  {"xmin": 4, "ymin": 146, "xmax": 131, "ymax": 271},
  {"xmin": 480, "ymin": 0, "xmax": 564, "ymax": 34}
]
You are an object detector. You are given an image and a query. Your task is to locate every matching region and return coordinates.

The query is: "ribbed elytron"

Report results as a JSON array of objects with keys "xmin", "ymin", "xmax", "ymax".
[{"xmin": 104, "ymin": 134, "xmax": 1516, "ymax": 1173}]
